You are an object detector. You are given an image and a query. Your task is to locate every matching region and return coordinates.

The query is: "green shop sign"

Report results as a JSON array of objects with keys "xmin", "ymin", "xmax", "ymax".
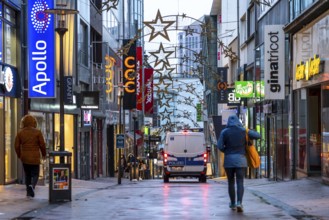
[{"xmin": 235, "ymin": 81, "xmax": 265, "ymax": 98}]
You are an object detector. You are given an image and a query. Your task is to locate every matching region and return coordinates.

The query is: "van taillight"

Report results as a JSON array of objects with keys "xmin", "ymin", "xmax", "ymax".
[
  {"xmin": 164, "ymin": 153, "xmax": 168, "ymax": 166},
  {"xmin": 203, "ymin": 153, "xmax": 207, "ymax": 164}
]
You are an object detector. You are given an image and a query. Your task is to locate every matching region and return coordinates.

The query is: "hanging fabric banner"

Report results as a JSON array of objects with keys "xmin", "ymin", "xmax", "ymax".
[{"xmin": 144, "ymin": 68, "xmax": 154, "ymax": 115}]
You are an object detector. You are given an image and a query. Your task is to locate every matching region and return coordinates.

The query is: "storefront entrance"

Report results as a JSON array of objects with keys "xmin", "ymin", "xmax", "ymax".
[
  {"xmin": 308, "ymin": 87, "xmax": 321, "ymax": 174},
  {"xmin": 295, "ymin": 86, "xmax": 322, "ymax": 178}
]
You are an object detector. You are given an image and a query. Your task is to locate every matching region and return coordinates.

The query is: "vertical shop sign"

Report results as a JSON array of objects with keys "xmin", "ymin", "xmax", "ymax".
[
  {"xmin": 105, "ymin": 55, "xmax": 115, "ymax": 94},
  {"xmin": 64, "ymin": 76, "xmax": 73, "ymax": 104},
  {"xmin": 144, "ymin": 68, "xmax": 154, "ymax": 115},
  {"xmin": 264, "ymin": 25, "xmax": 285, "ymax": 100},
  {"xmin": 196, "ymin": 103, "xmax": 202, "ymax": 122},
  {"xmin": 217, "ymin": 67, "xmax": 228, "ymax": 103},
  {"xmin": 136, "ymin": 47, "xmax": 143, "ymax": 111},
  {"xmin": 122, "ymin": 39, "xmax": 136, "ymax": 109},
  {"xmin": 28, "ymin": 0, "xmax": 55, "ymax": 98}
]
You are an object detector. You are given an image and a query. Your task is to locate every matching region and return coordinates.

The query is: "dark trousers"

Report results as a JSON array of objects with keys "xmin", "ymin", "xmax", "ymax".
[
  {"xmin": 23, "ymin": 163, "xmax": 40, "ymax": 189},
  {"xmin": 225, "ymin": 167, "xmax": 245, "ymax": 204}
]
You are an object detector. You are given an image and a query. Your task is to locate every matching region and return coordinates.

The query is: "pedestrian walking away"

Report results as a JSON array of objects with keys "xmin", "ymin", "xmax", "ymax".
[
  {"xmin": 14, "ymin": 114, "xmax": 47, "ymax": 198},
  {"xmin": 217, "ymin": 114, "xmax": 260, "ymax": 212}
]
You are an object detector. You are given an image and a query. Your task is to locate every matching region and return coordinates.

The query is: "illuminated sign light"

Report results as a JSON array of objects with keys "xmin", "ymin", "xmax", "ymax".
[
  {"xmin": 79, "ymin": 91, "xmax": 99, "ymax": 110},
  {"xmin": 122, "ymin": 39, "xmax": 136, "ymax": 110},
  {"xmin": 28, "ymin": 0, "xmax": 55, "ymax": 98},
  {"xmin": 105, "ymin": 55, "xmax": 115, "ymax": 93},
  {"xmin": 123, "ymin": 56, "xmax": 136, "ymax": 93},
  {"xmin": 296, "ymin": 55, "xmax": 322, "ymax": 81}
]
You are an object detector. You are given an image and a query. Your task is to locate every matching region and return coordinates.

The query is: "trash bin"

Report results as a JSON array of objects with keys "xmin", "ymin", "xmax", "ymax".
[{"xmin": 49, "ymin": 151, "xmax": 72, "ymax": 203}]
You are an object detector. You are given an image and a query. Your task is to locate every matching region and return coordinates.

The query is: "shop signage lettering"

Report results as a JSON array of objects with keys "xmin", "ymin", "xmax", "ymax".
[
  {"xmin": 122, "ymin": 39, "xmax": 136, "ymax": 110},
  {"xmin": 64, "ymin": 76, "xmax": 73, "ymax": 104},
  {"xmin": 124, "ymin": 56, "xmax": 136, "ymax": 93},
  {"xmin": 295, "ymin": 54, "xmax": 322, "ymax": 81},
  {"xmin": 105, "ymin": 55, "xmax": 115, "ymax": 93},
  {"xmin": 28, "ymin": 0, "xmax": 55, "ymax": 98},
  {"xmin": 264, "ymin": 25, "xmax": 285, "ymax": 100}
]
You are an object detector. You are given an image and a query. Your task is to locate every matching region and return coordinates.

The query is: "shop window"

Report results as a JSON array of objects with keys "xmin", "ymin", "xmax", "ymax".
[
  {"xmin": 3, "ymin": 5, "xmax": 17, "ymax": 67},
  {"xmin": 295, "ymin": 89, "xmax": 307, "ymax": 174},
  {"xmin": 322, "ymin": 83, "xmax": 329, "ymax": 180},
  {"xmin": 54, "ymin": 113, "xmax": 75, "ymax": 174},
  {"xmin": 5, "ymin": 97, "xmax": 19, "ymax": 183}
]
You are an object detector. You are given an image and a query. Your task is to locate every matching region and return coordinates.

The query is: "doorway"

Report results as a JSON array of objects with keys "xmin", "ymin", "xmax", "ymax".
[{"xmin": 308, "ymin": 86, "xmax": 321, "ymax": 174}]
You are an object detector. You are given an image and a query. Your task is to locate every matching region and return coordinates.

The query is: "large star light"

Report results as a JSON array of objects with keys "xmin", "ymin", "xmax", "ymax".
[
  {"xmin": 143, "ymin": 10, "xmax": 175, "ymax": 42},
  {"xmin": 149, "ymin": 43, "xmax": 174, "ymax": 68}
]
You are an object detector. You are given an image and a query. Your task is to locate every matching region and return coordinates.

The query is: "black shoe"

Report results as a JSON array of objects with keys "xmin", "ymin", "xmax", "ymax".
[{"xmin": 28, "ymin": 185, "xmax": 35, "ymax": 198}]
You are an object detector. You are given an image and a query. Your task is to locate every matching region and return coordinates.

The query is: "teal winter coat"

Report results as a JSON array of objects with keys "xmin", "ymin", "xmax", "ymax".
[{"xmin": 217, "ymin": 115, "xmax": 261, "ymax": 168}]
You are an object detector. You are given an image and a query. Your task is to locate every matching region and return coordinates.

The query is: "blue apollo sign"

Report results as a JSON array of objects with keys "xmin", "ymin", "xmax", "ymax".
[{"xmin": 28, "ymin": 0, "xmax": 55, "ymax": 98}]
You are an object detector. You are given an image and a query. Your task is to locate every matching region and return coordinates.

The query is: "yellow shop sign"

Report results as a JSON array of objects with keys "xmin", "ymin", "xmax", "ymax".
[{"xmin": 296, "ymin": 54, "xmax": 321, "ymax": 81}]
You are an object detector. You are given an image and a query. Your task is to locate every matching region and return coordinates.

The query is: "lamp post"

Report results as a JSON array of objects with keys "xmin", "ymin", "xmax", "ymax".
[
  {"xmin": 117, "ymin": 84, "xmax": 124, "ymax": 184},
  {"xmin": 132, "ymin": 109, "xmax": 138, "ymax": 181},
  {"xmin": 45, "ymin": 4, "xmax": 78, "ymax": 161}
]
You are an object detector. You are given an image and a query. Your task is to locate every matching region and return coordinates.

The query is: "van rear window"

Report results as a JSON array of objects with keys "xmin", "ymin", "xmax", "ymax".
[{"xmin": 170, "ymin": 137, "xmax": 174, "ymax": 140}]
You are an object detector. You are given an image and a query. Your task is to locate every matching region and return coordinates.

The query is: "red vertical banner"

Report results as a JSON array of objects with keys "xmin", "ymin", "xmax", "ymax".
[
  {"xmin": 144, "ymin": 68, "xmax": 154, "ymax": 115},
  {"xmin": 136, "ymin": 46, "xmax": 143, "ymax": 111}
]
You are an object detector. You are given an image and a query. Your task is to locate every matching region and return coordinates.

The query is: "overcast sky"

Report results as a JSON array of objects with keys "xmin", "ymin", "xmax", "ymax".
[{"xmin": 144, "ymin": 0, "xmax": 213, "ymax": 21}]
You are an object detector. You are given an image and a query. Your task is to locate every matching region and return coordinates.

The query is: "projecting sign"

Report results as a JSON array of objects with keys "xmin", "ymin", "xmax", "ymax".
[
  {"xmin": 28, "ymin": 0, "xmax": 55, "ymax": 98},
  {"xmin": 116, "ymin": 134, "xmax": 125, "ymax": 148},
  {"xmin": 78, "ymin": 91, "xmax": 99, "ymax": 109},
  {"xmin": 264, "ymin": 25, "xmax": 285, "ymax": 100}
]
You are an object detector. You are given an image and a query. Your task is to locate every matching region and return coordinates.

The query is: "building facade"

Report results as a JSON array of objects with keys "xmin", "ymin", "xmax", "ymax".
[
  {"xmin": 0, "ymin": 0, "xmax": 144, "ymax": 186},
  {"xmin": 207, "ymin": 0, "xmax": 329, "ymax": 184}
]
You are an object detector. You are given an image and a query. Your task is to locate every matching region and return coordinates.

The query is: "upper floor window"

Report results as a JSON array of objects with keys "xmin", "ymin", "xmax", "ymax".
[
  {"xmin": 2, "ymin": 5, "xmax": 17, "ymax": 67},
  {"xmin": 289, "ymin": 0, "xmax": 315, "ymax": 22},
  {"xmin": 259, "ymin": 0, "xmax": 279, "ymax": 18},
  {"xmin": 247, "ymin": 5, "xmax": 255, "ymax": 37},
  {"xmin": 78, "ymin": 20, "xmax": 88, "ymax": 67}
]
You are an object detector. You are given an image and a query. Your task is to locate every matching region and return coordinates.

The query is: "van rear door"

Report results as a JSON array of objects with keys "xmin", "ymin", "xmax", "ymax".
[
  {"xmin": 185, "ymin": 133, "xmax": 205, "ymax": 166},
  {"xmin": 167, "ymin": 134, "xmax": 186, "ymax": 166}
]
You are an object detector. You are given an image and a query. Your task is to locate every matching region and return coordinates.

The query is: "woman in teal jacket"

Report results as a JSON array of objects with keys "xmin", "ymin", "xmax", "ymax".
[{"xmin": 217, "ymin": 114, "xmax": 260, "ymax": 212}]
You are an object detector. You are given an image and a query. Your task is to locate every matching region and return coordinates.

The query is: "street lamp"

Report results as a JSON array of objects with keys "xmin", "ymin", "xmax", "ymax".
[
  {"xmin": 45, "ymin": 3, "xmax": 78, "ymax": 160},
  {"xmin": 117, "ymin": 83, "xmax": 124, "ymax": 184},
  {"xmin": 132, "ymin": 109, "xmax": 138, "ymax": 181}
]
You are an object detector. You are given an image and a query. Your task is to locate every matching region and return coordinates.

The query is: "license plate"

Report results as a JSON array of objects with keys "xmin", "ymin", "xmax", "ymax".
[
  {"xmin": 168, "ymin": 161, "xmax": 184, "ymax": 166},
  {"xmin": 171, "ymin": 167, "xmax": 183, "ymax": 171}
]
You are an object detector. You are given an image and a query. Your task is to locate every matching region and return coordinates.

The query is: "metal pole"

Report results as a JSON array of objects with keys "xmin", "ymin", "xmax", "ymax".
[
  {"xmin": 56, "ymin": 27, "xmax": 67, "ymax": 163},
  {"xmin": 118, "ymin": 84, "xmax": 123, "ymax": 184},
  {"xmin": 133, "ymin": 112, "xmax": 137, "ymax": 180}
]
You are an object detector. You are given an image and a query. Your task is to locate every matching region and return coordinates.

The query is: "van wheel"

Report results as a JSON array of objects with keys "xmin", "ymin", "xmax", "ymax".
[
  {"xmin": 199, "ymin": 176, "xmax": 207, "ymax": 183},
  {"xmin": 163, "ymin": 175, "xmax": 169, "ymax": 183}
]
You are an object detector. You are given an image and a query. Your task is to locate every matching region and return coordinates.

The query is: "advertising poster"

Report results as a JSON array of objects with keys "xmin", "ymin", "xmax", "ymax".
[{"xmin": 53, "ymin": 168, "xmax": 69, "ymax": 190}]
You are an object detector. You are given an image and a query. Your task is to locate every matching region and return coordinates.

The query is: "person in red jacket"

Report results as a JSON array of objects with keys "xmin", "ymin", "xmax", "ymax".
[{"xmin": 15, "ymin": 114, "xmax": 46, "ymax": 198}]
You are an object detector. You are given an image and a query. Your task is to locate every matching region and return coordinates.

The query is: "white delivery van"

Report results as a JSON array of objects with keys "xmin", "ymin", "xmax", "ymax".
[{"xmin": 163, "ymin": 131, "xmax": 207, "ymax": 183}]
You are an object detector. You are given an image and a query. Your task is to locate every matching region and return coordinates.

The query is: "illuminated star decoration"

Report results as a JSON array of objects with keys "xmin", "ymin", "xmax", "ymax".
[
  {"xmin": 193, "ymin": 51, "xmax": 207, "ymax": 65},
  {"xmin": 185, "ymin": 26, "xmax": 195, "ymax": 36},
  {"xmin": 155, "ymin": 65, "xmax": 175, "ymax": 84},
  {"xmin": 154, "ymin": 82, "xmax": 171, "ymax": 95},
  {"xmin": 159, "ymin": 108, "xmax": 173, "ymax": 123},
  {"xmin": 149, "ymin": 43, "xmax": 174, "ymax": 68},
  {"xmin": 143, "ymin": 9, "xmax": 175, "ymax": 42},
  {"xmin": 102, "ymin": 0, "xmax": 119, "ymax": 11}
]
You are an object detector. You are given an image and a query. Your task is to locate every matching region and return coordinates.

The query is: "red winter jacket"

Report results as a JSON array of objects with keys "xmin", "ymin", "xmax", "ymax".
[{"xmin": 14, "ymin": 115, "xmax": 46, "ymax": 165}]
